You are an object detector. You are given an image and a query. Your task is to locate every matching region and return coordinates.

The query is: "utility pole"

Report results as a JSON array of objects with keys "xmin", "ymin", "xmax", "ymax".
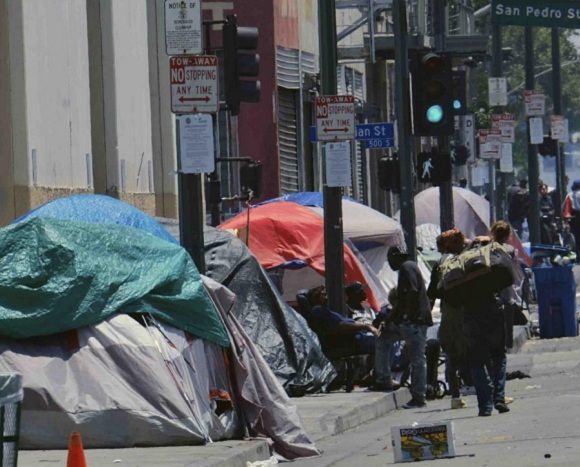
[
  {"xmin": 318, "ymin": 0, "xmax": 346, "ymax": 314},
  {"xmin": 552, "ymin": 27, "xmax": 565, "ymax": 210},
  {"xmin": 393, "ymin": 0, "xmax": 416, "ymax": 259},
  {"xmin": 491, "ymin": 21, "xmax": 502, "ymax": 223},
  {"xmin": 432, "ymin": 0, "xmax": 454, "ymax": 231},
  {"xmin": 525, "ymin": 26, "xmax": 540, "ymax": 245}
]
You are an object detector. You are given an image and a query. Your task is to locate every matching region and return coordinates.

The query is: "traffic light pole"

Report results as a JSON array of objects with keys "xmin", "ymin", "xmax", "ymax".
[
  {"xmin": 490, "ymin": 21, "xmax": 502, "ymax": 224},
  {"xmin": 432, "ymin": 0, "xmax": 454, "ymax": 232},
  {"xmin": 525, "ymin": 27, "xmax": 541, "ymax": 245},
  {"xmin": 318, "ymin": 0, "xmax": 346, "ymax": 315},
  {"xmin": 552, "ymin": 27, "xmax": 565, "ymax": 211},
  {"xmin": 393, "ymin": 0, "xmax": 417, "ymax": 259}
]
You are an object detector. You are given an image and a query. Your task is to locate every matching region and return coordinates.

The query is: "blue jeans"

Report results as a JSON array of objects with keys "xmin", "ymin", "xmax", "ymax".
[{"xmin": 375, "ymin": 322, "xmax": 428, "ymax": 402}]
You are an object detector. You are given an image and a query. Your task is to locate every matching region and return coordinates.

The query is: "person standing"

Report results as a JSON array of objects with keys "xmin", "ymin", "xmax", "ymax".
[
  {"xmin": 373, "ymin": 247, "xmax": 433, "ymax": 408},
  {"xmin": 508, "ymin": 179, "xmax": 530, "ymax": 238},
  {"xmin": 563, "ymin": 179, "xmax": 580, "ymax": 260}
]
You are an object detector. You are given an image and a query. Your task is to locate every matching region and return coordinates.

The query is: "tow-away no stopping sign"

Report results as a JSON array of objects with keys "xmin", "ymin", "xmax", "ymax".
[{"xmin": 170, "ymin": 55, "xmax": 219, "ymax": 114}]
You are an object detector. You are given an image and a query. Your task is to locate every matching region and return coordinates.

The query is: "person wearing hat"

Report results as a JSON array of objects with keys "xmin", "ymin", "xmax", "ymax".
[{"xmin": 372, "ymin": 246, "xmax": 433, "ymax": 408}]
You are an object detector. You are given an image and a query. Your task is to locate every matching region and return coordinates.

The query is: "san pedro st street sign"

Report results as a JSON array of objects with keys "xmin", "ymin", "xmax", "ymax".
[{"xmin": 492, "ymin": 0, "xmax": 580, "ymax": 28}]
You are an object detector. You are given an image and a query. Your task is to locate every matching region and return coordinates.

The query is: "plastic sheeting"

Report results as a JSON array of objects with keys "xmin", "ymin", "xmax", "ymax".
[
  {"xmin": 0, "ymin": 217, "xmax": 229, "ymax": 347},
  {"xmin": 0, "ymin": 374, "xmax": 22, "ymax": 406},
  {"xmin": 203, "ymin": 227, "xmax": 336, "ymax": 395}
]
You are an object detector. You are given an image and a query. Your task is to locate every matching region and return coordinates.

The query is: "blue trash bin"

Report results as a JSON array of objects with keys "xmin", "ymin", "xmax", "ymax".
[{"xmin": 533, "ymin": 265, "xmax": 578, "ymax": 339}]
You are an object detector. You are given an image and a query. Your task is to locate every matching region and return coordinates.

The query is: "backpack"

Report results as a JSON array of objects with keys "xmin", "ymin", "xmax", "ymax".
[{"xmin": 438, "ymin": 242, "xmax": 515, "ymax": 305}]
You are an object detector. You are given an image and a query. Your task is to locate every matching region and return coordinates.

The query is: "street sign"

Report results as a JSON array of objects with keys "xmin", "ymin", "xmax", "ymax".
[
  {"xmin": 170, "ymin": 56, "xmax": 219, "ymax": 114},
  {"xmin": 491, "ymin": 113, "xmax": 516, "ymax": 143},
  {"xmin": 488, "ymin": 77, "xmax": 508, "ymax": 106},
  {"xmin": 551, "ymin": 115, "xmax": 569, "ymax": 141},
  {"xmin": 315, "ymin": 95, "xmax": 356, "ymax": 142},
  {"xmin": 524, "ymin": 90, "xmax": 546, "ymax": 117},
  {"xmin": 178, "ymin": 114, "xmax": 215, "ymax": 173},
  {"xmin": 325, "ymin": 142, "xmax": 352, "ymax": 187},
  {"xmin": 500, "ymin": 143, "xmax": 514, "ymax": 173},
  {"xmin": 479, "ymin": 129, "xmax": 502, "ymax": 159},
  {"xmin": 529, "ymin": 117, "xmax": 544, "ymax": 144},
  {"xmin": 460, "ymin": 114, "xmax": 476, "ymax": 162},
  {"xmin": 492, "ymin": 0, "xmax": 580, "ymax": 29},
  {"xmin": 165, "ymin": 0, "xmax": 202, "ymax": 55},
  {"xmin": 310, "ymin": 121, "xmax": 395, "ymax": 148}
]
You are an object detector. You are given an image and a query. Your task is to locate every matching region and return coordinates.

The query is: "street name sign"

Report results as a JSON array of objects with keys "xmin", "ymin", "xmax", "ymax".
[
  {"xmin": 492, "ymin": 0, "xmax": 580, "ymax": 29},
  {"xmin": 524, "ymin": 90, "xmax": 545, "ymax": 117},
  {"xmin": 178, "ymin": 114, "xmax": 215, "ymax": 173},
  {"xmin": 170, "ymin": 56, "xmax": 219, "ymax": 114},
  {"xmin": 315, "ymin": 95, "xmax": 356, "ymax": 142},
  {"xmin": 309, "ymin": 121, "xmax": 395, "ymax": 148},
  {"xmin": 165, "ymin": 0, "xmax": 202, "ymax": 55}
]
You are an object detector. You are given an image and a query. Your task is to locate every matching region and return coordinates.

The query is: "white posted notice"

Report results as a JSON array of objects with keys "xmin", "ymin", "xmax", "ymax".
[
  {"xmin": 325, "ymin": 142, "xmax": 352, "ymax": 187},
  {"xmin": 178, "ymin": 114, "xmax": 215, "ymax": 174},
  {"xmin": 500, "ymin": 143, "xmax": 513, "ymax": 173},
  {"xmin": 529, "ymin": 117, "xmax": 544, "ymax": 145}
]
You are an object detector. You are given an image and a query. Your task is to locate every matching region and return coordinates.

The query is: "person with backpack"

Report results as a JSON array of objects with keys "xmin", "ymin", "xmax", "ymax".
[{"xmin": 508, "ymin": 179, "xmax": 530, "ymax": 238}]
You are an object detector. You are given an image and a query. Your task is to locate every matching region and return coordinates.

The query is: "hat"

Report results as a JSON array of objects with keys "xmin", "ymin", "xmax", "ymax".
[{"xmin": 345, "ymin": 281, "xmax": 367, "ymax": 296}]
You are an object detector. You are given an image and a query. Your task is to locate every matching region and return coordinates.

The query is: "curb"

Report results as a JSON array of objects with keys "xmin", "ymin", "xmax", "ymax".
[{"xmin": 192, "ymin": 439, "xmax": 272, "ymax": 467}]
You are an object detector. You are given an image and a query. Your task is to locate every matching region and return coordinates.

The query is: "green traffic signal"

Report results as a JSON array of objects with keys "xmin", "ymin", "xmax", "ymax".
[{"xmin": 427, "ymin": 105, "xmax": 444, "ymax": 123}]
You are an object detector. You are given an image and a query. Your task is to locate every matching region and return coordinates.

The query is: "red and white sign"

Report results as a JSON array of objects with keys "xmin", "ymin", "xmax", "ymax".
[
  {"xmin": 491, "ymin": 113, "xmax": 516, "ymax": 143},
  {"xmin": 551, "ymin": 115, "xmax": 569, "ymax": 141},
  {"xmin": 524, "ymin": 90, "xmax": 546, "ymax": 117},
  {"xmin": 478, "ymin": 129, "xmax": 502, "ymax": 160},
  {"xmin": 315, "ymin": 95, "xmax": 356, "ymax": 142},
  {"xmin": 170, "ymin": 55, "xmax": 219, "ymax": 114}
]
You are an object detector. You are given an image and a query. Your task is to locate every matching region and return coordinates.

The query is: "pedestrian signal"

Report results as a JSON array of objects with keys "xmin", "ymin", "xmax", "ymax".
[
  {"xmin": 418, "ymin": 148, "xmax": 451, "ymax": 185},
  {"xmin": 378, "ymin": 156, "xmax": 400, "ymax": 192}
]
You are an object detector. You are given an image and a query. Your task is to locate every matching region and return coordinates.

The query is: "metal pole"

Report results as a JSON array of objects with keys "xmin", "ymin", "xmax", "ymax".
[
  {"xmin": 393, "ymin": 0, "xmax": 417, "ymax": 259},
  {"xmin": 433, "ymin": 0, "xmax": 454, "ymax": 232},
  {"xmin": 318, "ymin": 0, "xmax": 346, "ymax": 314},
  {"xmin": 525, "ymin": 27, "xmax": 540, "ymax": 245},
  {"xmin": 176, "ymin": 119, "xmax": 206, "ymax": 273},
  {"xmin": 490, "ymin": 21, "xmax": 502, "ymax": 223},
  {"xmin": 552, "ymin": 27, "xmax": 565, "ymax": 210}
]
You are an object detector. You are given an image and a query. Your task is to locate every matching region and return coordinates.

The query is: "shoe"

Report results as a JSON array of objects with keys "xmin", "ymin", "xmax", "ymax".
[
  {"xmin": 369, "ymin": 380, "xmax": 401, "ymax": 391},
  {"xmin": 505, "ymin": 396, "xmax": 514, "ymax": 405},
  {"xmin": 495, "ymin": 402, "xmax": 510, "ymax": 413},
  {"xmin": 451, "ymin": 398, "xmax": 466, "ymax": 409},
  {"xmin": 402, "ymin": 398, "xmax": 426, "ymax": 409},
  {"xmin": 478, "ymin": 410, "xmax": 492, "ymax": 417}
]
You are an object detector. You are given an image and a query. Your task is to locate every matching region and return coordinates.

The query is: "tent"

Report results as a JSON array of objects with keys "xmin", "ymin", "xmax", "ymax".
[
  {"xmin": 0, "ymin": 210, "xmax": 319, "ymax": 458},
  {"xmin": 220, "ymin": 200, "xmax": 389, "ymax": 310}
]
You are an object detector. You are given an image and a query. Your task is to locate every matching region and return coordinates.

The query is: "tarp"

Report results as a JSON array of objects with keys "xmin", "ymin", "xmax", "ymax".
[
  {"xmin": 203, "ymin": 227, "xmax": 336, "ymax": 395},
  {"xmin": 14, "ymin": 193, "xmax": 178, "ymax": 245},
  {"xmin": 220, "ymin": 201, "xmax": 382, "ymax": 310},
  {"xmin": 0, "ymin": 217, "xmax": 229, "ymax": 346}
]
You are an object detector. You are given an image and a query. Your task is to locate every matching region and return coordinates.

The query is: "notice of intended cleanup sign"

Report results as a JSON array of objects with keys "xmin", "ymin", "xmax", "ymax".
[
  {"xmin": 178, "ymin": 114, "xmax": 215, "ymax": 174},
  {"xmin": 325, "ymin": 142, "xmax": 352, "ymax": 187},
  {"xmin": 165, "ymin": 0, "xmax": 202, "ymax": 55}
]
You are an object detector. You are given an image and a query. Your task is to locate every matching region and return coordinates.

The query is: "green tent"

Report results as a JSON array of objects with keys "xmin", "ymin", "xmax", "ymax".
[{"xmin": 0, "ymin": 217, "xmax": 229, "ymax": 346}]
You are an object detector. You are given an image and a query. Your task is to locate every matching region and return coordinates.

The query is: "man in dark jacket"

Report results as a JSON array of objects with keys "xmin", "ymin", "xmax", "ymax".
[
  {"xmin": 372, "ymin": 247, "xmax": 433, "ymax": 409},
  {"xmin": 507, "ymin": 179, "xmax": 530, "ymax": 238}
]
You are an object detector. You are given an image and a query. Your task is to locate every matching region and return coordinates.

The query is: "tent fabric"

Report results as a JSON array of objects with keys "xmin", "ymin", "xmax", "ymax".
[
  {"xmin": 14, "ymin": 194, "xmax": 178, "ymax": 245},
  {"xmin": 261, "ymin": 191, "xmax": 405, "ymax": 247},
  {"xmin": 204, "ymin": 277, "xmax": 321, "ymax": 460},
  {"xmin": 0, "ymin": 217, "xmax": 229, "ymax": 347},
  {"xmin": 202, "ymin": 227, "xmax": 336, "ymax": 395},
  {"xmin": 0, "ymin": 314, "xmax": 234, "ymax": 448},
  {"xmin": 220, "ymin": 201, "xmax": 381, "ymax": 311}
]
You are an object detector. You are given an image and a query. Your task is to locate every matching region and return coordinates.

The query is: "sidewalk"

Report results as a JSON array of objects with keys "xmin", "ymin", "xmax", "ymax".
[{"xmin": 16, "ymin": 327, "xmax": 529, "ymax": 467}]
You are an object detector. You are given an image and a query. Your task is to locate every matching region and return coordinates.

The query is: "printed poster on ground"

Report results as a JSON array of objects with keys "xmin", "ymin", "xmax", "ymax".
[
  {"xmin": 491, "ymin": 113, "xmax": 516, "ymax": 143},
  {"xmin": 391, "ymin": 421, "xmax": 455, "ymax": 463}
]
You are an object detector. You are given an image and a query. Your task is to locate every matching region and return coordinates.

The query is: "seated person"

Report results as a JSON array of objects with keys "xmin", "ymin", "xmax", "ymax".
[
  {"xmin": 345, "ymin": 281, "xmax": 377, "ymax": 325},
  {"xmin": 307, "ymin": 285, "xmax": 378, "ymax": 355}
]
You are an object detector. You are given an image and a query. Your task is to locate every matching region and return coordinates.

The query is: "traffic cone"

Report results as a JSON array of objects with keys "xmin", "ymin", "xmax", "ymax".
[{"xmin": 66, "ymin": 432, "xmax": 88, "ymax": 467}]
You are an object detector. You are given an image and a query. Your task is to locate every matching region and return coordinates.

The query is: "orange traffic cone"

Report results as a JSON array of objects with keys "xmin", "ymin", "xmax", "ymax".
[{"xmin": 66, "ymin": 432, "xmax": 87, "ymax": 467}]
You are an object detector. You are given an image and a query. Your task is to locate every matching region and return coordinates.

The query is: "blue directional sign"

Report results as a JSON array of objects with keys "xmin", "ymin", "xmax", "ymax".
[{"xmin": 309, "ymin": 122, "xmax": 395, "ymax": 148}]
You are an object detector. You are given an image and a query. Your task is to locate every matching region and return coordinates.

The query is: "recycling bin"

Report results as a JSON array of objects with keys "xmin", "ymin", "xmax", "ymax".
[
  {"xmin": 0, "ymin": 374, "xmax": 22, "ymax": 467},
  {"xmin": 533, "ymin": 265, "xmax": 578, "ymax": 339}
]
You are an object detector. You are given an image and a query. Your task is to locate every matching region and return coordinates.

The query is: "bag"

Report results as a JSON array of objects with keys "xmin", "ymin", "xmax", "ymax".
[{"xmin": 438, "ymin": 242, "xmax": 515, "ymax": 304}]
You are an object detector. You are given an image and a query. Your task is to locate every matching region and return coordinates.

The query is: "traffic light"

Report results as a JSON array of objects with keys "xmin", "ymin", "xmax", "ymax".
[
  {"xmin": 411, "ymin": 53, "xmax": 454, "ymax": 136},
  {"xmin": 240, "ymin": 161, "xmax": 263, "ymax": 198},
  {"xmin": 223, "ymin": 15, "xmax": 261, "ymax": 116},
  {"xmin": 538, "ymin": 136, "xmax": 558, "ymax": 157},
  {"xmin": 378, "ymin": 156, "xmax": 400, "ymax": 192},
  {"xmin": 451, "ymin": 71, "xmax": 467, "ymax": 116}
]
